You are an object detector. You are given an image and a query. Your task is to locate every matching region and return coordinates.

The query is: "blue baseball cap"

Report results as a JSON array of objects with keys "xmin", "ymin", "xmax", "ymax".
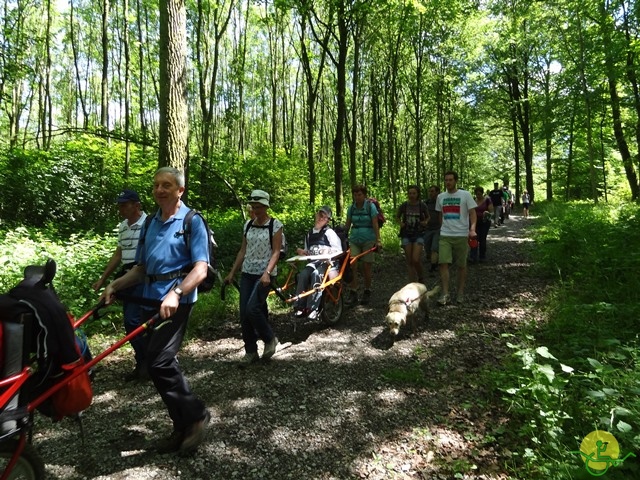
[{"xmin": 116, "ymin": 189, "xmax": 140, "ymax": 203}]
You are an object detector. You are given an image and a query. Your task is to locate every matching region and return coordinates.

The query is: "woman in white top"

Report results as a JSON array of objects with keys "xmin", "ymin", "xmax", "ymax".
[{"xmin": 225, "ymin": 190, "xmax": 282, "ymax": 367}]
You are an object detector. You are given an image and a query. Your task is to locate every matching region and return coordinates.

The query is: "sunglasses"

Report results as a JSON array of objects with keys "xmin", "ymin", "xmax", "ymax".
[{"xmin": 248, "ymin": 196, "xmax": 267, "ymax": 201}]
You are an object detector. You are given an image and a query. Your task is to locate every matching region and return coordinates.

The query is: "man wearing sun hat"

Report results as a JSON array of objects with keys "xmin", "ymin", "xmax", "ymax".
[
  {"xmin": 224, "ymin": 189, "xmax": 283, "ymax": 367},
  {"xmin": 293, "ymin": 205, "xmax": 342, "ymax": 319},
  {"xmin": 92, "ymin": 189, "xmax": 148, "ymax": 381}
]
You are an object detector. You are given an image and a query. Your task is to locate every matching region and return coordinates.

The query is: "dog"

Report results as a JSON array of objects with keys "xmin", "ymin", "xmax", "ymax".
[{"xmin": 385, "ymin": 283, "xmax": 440, "ymax": 337}]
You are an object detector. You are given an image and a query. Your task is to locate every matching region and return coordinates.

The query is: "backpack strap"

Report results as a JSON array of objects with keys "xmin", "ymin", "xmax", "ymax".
[
  {"xmin": 183, "ymin": 209, "xmax": 197, "ymax": 250},
  {"xmin": 244, "ymin": 218, "xmax": 275, "ymax": 251}
]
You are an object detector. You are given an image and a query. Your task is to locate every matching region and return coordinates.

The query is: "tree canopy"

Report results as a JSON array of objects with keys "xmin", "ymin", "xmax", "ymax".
[{"xmin": 1, "ymin": 0, "xmax": 639, "ymax": 228}]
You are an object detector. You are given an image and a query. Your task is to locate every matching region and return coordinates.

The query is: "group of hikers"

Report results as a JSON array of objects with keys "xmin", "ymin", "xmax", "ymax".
[{"xmin": 91, "ymin": 167, "xmax": 530, "ymax": 455}]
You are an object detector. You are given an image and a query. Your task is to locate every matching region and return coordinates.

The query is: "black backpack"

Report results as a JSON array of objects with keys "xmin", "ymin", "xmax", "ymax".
[
  {"xmin": 142, "ymin": 210, "xmax": 219, "ymax": 293},
  {"xmin": 244, "ymin": 218, "xmax": 287, "ymax": 260}
]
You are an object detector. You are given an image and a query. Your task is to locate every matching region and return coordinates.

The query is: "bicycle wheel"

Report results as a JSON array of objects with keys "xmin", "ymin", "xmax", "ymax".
[
  {"xmin": 321, "ymin": 285, "xmax": 343, "ymax": 325},
  {"xmin": 0, "ymin": 440, "xmax": 45, "ymax": 480}
]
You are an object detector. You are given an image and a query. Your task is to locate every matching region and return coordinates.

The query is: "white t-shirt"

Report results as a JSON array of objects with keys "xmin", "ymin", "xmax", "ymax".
[
  {"xmin": 118, "ymin": 213, "xmax": 147, "ymax": 265},
  {"xmin": 435, "ymin": 189, "xmax": 476, "ymax": 237}
]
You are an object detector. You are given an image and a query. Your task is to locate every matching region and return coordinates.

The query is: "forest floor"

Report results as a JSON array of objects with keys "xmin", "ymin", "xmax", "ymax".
[{"xmin": 32, "ymin": 213, "xmax": 548, "ymax": 480}]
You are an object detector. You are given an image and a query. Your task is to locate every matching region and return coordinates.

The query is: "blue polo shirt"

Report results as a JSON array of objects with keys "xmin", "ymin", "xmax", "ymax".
[{"xmin": 136, "ymin": 202, "xmax": 208, "ymax": 304}]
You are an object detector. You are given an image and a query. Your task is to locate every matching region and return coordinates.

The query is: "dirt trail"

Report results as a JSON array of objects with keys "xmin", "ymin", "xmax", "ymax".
[{"xmin": 34, "ymin": 214, "xmax": 545, "ymax": 479}]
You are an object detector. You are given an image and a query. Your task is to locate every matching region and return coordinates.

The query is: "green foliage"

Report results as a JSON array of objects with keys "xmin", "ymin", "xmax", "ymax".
[
  {"xmin": 495, "ymin": 201, "xmax": 640, "ymax": 479},
  {"xmin": 0, "ymin": 141, "xmax": 156, "ymax": 235}
]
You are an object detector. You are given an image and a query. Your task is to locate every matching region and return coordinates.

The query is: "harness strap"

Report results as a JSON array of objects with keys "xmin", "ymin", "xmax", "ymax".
[{"xmin": 145, "ymin": 269, "xmax": 189, "ymax": 283}]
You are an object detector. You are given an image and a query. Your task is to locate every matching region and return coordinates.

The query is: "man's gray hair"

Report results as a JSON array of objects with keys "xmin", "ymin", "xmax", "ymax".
[{"xmin": 155, "ymin": 166, "xmax": 185, "ymax": 188}]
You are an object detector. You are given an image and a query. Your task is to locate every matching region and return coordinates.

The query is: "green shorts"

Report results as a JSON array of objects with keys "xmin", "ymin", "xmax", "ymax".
[
  {"xmin": 350, "ymin": 240, "xmax": 377, "ymax": 263},
  {"xmin": 438, "ymin": 236, "xmax": 469, "ymax": 268}
]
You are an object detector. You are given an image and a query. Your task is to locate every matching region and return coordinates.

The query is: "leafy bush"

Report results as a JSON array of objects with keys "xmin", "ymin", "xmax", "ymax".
[{"xmin": 497, "ymin": 201, "xmax": 640, "ymax": 478}]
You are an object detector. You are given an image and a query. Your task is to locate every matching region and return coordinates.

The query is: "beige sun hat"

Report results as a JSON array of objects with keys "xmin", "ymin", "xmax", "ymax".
[{"xmin": 248, "ymin": 189, "xmax": 270, "ymax": 207}]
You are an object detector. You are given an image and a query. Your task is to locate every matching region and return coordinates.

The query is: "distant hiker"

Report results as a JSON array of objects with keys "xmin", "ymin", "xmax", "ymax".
[
  {"xmin": 471, "ymin": 186, "xmax": 493, "ymax": 262},
  {"xmin": 488, "ymin": 182, "xmax": 504, "ymax": 227},
  {"xmin": 521, "ymin": 190, "xmax": 531, "ymax": 218}
]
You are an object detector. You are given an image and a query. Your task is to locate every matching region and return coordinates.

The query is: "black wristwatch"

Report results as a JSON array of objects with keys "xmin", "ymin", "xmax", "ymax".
[{"xmin": 173, "ymin": 286, "xmax": 183, "ymax": 298}]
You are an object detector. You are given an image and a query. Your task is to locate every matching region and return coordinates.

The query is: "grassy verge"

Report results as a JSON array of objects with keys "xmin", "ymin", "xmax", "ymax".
[{"xmin": 497, "ymin": 202, "xmax": 640, "ymax": 479}]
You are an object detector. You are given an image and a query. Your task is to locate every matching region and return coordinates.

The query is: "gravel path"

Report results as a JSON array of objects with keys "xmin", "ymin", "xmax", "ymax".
[{"xmin": 31, "ymin": 213, "xmax": 545, "ymax": 480}]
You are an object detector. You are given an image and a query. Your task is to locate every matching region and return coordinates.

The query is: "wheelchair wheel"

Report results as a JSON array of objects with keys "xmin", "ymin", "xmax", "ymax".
[
  {"xmin": 0, "ymin": 440, "xmax": 45, "ymax": 480},
  {"xmin": 320, "ymin": 285, "xmax": 343, "ymax": 325}
]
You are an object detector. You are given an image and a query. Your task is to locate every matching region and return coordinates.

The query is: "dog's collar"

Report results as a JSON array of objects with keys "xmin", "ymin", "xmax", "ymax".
[{"xmin": 390, "ymin": 297, "xmax": 413, "ymax": 307}]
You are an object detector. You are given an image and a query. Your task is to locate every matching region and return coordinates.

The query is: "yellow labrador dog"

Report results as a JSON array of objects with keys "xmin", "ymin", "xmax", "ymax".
[{"xmin": 386, "ymin": 283, "xmax": 440, "ymax": 337}]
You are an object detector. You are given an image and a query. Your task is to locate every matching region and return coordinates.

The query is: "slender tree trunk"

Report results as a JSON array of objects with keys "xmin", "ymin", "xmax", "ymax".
[
  {"xmin": 123, "ymin": 0, "xmax": 131, "ymax": 178},
  {"xmin": 332, "ymin": 0, "xmax": 347, "ymax": 215},
  {"xmin": 43, "ymin": 0, "xmax": 52, "ymax": 149},
  {"xmin": 101, "ymin": 0, "xmax": 110, "ymax": 129},
  {"xmin": 135, "ymin": 0, "xmax": 147, "ymax": 143},
  {"xmin": 70, "ymin": 1, "xmax": 89, "ymax": 129}
]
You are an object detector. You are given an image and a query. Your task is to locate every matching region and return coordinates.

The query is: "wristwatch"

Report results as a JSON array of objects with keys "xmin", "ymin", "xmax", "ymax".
[{"xmin": 173, "ymin": 286, "xmax": 183, "ymax": 298}]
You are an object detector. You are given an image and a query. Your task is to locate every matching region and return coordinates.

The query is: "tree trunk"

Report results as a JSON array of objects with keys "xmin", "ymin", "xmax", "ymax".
[
  {"xmin": 158, "ymin": 0, "xmax": 188, "ymax": 171},
  {"xmin": 101, "ymin": 0, "xmax": 110, "ymax": 130}
]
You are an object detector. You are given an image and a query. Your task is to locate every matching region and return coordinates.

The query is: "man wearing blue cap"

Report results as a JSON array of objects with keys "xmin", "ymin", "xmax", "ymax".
[{"xmin": 93, "ymin": 189, "xmax": 148, "ymax": 381}]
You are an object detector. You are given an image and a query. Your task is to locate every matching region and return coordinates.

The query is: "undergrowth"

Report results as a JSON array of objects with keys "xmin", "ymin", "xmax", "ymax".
[{"xmin": 498, "ymin": 202, "xmax": 640, "ymax": 479}]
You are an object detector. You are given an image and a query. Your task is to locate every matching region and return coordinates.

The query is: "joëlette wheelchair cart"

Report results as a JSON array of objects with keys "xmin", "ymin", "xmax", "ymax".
[
  {"xmin": 270, "ymin": 246, "xmax": 378, "ymax": 325},
  {"xmin": 0, "ymin": 260, "xmax": 158, "ymax": 480}
]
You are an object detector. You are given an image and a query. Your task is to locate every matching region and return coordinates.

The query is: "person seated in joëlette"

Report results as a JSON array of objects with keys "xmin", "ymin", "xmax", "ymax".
[{"xmin": 293, "ymin": 206, "xmax": 342, "ymax": 320}]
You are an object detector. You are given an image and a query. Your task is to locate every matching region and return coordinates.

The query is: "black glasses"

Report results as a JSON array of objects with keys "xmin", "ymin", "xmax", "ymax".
[{"xmin": 248, "ymin": 196, "xmax": 266, "ymax": 201}]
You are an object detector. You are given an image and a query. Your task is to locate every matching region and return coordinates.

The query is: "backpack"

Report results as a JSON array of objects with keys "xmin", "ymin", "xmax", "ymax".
[
  {"xmin": 0, "ymin": 260, "xmax": 93, "ymax": 420},
  {"xmin": 367, "ymin": 198, "xmax": 386, "ymax": 228},
  {"xmin": 244, "ymin": 218, "xmax": 287, "ymax": 261},
  {"xmin": 331, "ymin": 223, "xmax": 350, "ymax": 254},
  {"xmin": 142, "ymin": 209, "xmax": 219, "ymax": 293}
]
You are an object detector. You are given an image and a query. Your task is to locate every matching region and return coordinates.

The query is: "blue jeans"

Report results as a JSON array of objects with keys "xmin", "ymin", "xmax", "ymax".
[
  {"xmin": 240, "ymin": 273, "xmax": 276, "ymax": 354},
  {"xmin": 122, "ymin": 282, "xmax": 147, "ymax": 367}
]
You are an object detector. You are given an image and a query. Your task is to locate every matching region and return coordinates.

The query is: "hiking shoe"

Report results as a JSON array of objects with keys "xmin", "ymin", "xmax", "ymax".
[
  {"xmin": 437, "ymin": 294, "xmax": 450, "ymax": 306},
  {"xmin": 360, "ymin": 289, "xmax": 372, "ymax": 305},
  {"xmin": 456, "ymin": 295, "xmax": 465, "ymax": 305},
  {"xmin": 344, "ymin": 290, "xmax": 358, "ymax": 306},
  {"xmin": 307, "ymin": 309, "xmax": 319, "ymax": 320},
  {"xmin": 180, "ymin": 410, "xmax": 211, "ymax": 453},
  {"xmin": 124, "ymin": 365, "xmax": 149, "ymax": 382},
  {"xmin": 156, "ymin": 430, "xmax": 184, "ymax": 454},
  {"xmin": 262, "ymin": 337, "xmax": 279, "ymax": 360},
  {"xmin": 294, "ymin": 308, "xmax": 310, "ymax": 318},
  {"xmin": 238, "ymin": 352, "xmax": 260, "ymax": 368}
]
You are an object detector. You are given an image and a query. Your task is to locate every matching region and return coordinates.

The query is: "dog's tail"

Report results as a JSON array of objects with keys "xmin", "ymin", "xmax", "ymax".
[{"xmin": 426, "ymin": 285, "xmax": 440, "ymax": 299}]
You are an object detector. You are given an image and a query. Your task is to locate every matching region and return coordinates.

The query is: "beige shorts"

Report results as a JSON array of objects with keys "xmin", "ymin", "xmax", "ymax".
[{"xmin": 350, "ymin": 240, "xmax": 377, "ymax": 263}]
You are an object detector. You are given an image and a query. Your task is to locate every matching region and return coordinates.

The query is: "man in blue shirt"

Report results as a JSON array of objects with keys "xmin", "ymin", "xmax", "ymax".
[{"xmin": 102, "ymin": 167, "xmax": 210, "ymax": 454}]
